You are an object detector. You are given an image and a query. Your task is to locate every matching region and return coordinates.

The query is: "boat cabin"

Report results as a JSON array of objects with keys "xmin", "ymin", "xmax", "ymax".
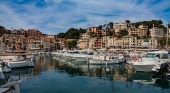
[{"xmin": 145, "ymin": 51, "xmax": 169, "ymax": 59}]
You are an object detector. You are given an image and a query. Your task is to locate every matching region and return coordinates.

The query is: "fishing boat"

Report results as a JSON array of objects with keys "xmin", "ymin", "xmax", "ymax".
[{"xmin": 0, "ymin": 53, "xmax": 34, "ymax": 69}]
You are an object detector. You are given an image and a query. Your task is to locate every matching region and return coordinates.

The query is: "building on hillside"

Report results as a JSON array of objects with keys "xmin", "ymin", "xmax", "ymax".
[
  {"xmin": 101, "ymin": 36, "xmax": 111, "ymax": 48},
  {"xmin": 12, "ymin": 28, "xmax": 26, "ymax": 36},
  {"xmin": 139, "ymin": 38, "xmax": 158, "ymax": 49},
  {"xmin": 108, "ymin": 37, "xmax": 117, "ymax": 48},
  {"xmin": 101, "ymin": 29, "xmax": 107, "ymax": 36},
  {"xmin": 56, "ymin": 38, "xmax": 67, "ymax": 50},
  {"xmin": 27, "ymin": 38, "xmax": 41, "ymax": 51},
  {"xmin": 128, "ymin": 24, "xmax": 138, "ymax": 36},
  {"xmin": 122, "ymin": 36, "xmax": 137, "ymax": 48},
  {"xmin": 0, "ymin": 28, "xmax": 11, "ymax": 37},
  {"xmin": 27, "ymin": 29, "xmax": 42, "ymax": 39},
  {"xmin": 0, "ymin": 34, "xmax": 27, "ymax": 51},
  {"xmin": 116, "ymin": 38, "xmax": 123, "ymax": 49},
  {"xmin": 137, "ymin": 25, "xmax": 148, "ymax": 38},
  {"xmin": 128, "ymin": 24, "xmax": 148, "ymax": 38},
  {"xmin": 149, "ymin": 27, "xmax": 164, "ymax": 38},
  {"xmin": 89, "ymin": 38, "xmax": 97, "ymax": 49},
  {"xmin": 93, "ymin": 39, "xmax": 102, "ymax": 49},
  {"xmin": 80, "ymin": 33, "xmax": 90, "ymax": 39},
  {"xmin": 77, "ymin": 39, "xmax": 89, "ymax": 49},
  {"xmin": 113, "ymin": 22, "xmax": 127, "ymax": 34},
  {"xmin": 87, "ymin": 26, "xmax": 98, "ymax": 33},
  {"xmin": 136, "ymin": 39, "xmax": 143, "ymax": 48}
]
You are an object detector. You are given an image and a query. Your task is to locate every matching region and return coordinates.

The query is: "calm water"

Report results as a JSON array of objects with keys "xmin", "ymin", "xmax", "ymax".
[{"xmin": 1, "ymin": 54, "xmax": 170, "ymax": 93}]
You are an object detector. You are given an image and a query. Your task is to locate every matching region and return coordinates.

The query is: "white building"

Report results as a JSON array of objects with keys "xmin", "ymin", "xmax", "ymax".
[
  {"xmin": 113, "ymin": 22, "xmax": 127, "ymax": 34},
  {"xmin": 149, "ymin": 27, "xmax": 164, "ymax": 38}
]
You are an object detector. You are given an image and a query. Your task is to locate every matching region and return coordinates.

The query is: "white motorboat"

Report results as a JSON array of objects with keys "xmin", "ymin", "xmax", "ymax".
[
  {"xmin": 88, "ymin": 55, "xmax": 124, "ymax": 65},
  {"xmin": 72, "ymin": 50, "xmax": 94, "ymax": 62},
  {"xmin": 131, "ymin": 51, "xmax": 170, "ymax": 72},
  {"xmin": 0, "ymin": 53, "xmax": 34, "ymax": 69}
]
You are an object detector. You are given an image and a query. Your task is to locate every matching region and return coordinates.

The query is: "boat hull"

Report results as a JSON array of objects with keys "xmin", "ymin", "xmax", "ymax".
[
  {"xmin": 88, "ymin": 59, "xmax": 124, "ymax": 65},
  {"xmin": 132, "ymin": 64, "xmax": 155, "ymax": 72},
  {"xmin": 9, "ymin": 60, "xmax": 34, "ymax": 69}
]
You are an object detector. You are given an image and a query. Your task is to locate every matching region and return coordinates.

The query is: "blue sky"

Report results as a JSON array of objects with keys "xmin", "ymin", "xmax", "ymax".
[{"xmin": 0, "ymin": 0, "xmax": 170, "ymax": 35}]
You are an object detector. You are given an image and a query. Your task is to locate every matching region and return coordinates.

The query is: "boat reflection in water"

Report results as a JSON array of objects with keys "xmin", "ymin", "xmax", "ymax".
[
  {"xmin": 1, "ymin": 54, "xmax": 170, "ymax": 93},
  {"xmin": 127, "ymin": 69, "xmax": 170, "ymax": 92},
  {"xmin": 52, "ymin": 54, "xmax": 170, "ymax": 93}
]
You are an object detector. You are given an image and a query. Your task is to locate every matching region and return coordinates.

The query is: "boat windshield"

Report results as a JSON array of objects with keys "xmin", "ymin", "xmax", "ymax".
[
  {"xmin": 145, "ymin": 53, "xmax": 168, "ymax": 59},
  {"xmin": 145, "ymin": 53, "xmax": 159, "ymax": 58}
]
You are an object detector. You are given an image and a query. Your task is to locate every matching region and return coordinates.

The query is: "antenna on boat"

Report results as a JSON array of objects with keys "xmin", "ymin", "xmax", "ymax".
[{"xmin": 166, "ymin": 21, "xmax": 169, "ymax": 50}]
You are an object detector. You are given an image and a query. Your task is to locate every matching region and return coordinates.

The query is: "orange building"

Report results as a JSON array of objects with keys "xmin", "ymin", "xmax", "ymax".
[{"xmin": 27, "ymin": 29, "xmax": 42, "ymax": 39}]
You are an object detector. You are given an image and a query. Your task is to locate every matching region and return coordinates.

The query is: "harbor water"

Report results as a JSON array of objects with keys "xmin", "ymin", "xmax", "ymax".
[{"xmin": 1, "ymin": 54, "xmax": 170, "ymax": 93}]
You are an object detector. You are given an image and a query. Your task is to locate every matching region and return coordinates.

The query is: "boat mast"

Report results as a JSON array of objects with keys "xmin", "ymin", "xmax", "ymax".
[
  {"xmin": 152, "ymin": 24, "xmax": 154, "ymax": 50},
  {"xmin": 105, "ymin": 20, "xmax": 107, "ymax": 49},
  {"xmin": 166, "ymin": 21, "xmax": 169, "ymax": 50}
]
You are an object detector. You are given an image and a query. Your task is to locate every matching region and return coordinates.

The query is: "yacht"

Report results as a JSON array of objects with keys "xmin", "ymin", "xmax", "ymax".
[{"xmin": 131, "ymin": 51, "xmax": 170, "ymax": 72}]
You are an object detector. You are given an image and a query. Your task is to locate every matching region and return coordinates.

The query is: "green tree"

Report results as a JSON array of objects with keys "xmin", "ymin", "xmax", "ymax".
[
  {"xmin": 67, "ymin": 40, "xmax": 77, "ymax": 49},
  {"xmin": 98, "ymin": 25, "xmax": 103, "ymax": 30},
  {"xmin": 0, "ymin": 26, "xmax": 5, "ymax": 29},
  {"xmin": 57, "ymin": 33, "xmax": 65, "ymax": 38},
  {"xmin": 61, "ymin": 28, "xmax": 86, "ymax": 39},
  {"xmin": 108, "ymin": 31, "xmax": 114, "ymax": 36},
  {"xmin": 119, "ymin": 29, "xmax": 128, "ymax": 36},
  {"xmin": 157, "ymin": 37, "xmax": 170, "ymax": 48},
  {"xmin": 125, "ymin": 20, "xmax": 130, "ymax": 24},
  {"xmin": 108, "ymin": 22, "xmax": 113, "ymax": 29},
  {"xmin": 125, "ymin": 20, "xmax": 130, "ymax": 27}
]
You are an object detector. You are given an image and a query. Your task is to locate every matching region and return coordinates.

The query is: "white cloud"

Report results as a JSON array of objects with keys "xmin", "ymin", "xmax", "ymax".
[{"xmin": 0, "ymin": 0, "xmax": 169, "ymax": 34}]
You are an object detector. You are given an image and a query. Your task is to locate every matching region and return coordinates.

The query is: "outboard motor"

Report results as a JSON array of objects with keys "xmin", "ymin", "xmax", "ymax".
[{"xmin": 154, "ymin": 62, "xmax": 170, "ymax": 78}]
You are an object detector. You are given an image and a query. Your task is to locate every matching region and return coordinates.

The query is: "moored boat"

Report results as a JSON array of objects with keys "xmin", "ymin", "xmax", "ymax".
[
  {"xmin": 0, "ymin": 53, "xmax": 34, "ymax": 69},
  {"xmin": 130, "ymin": 51, "xmax": 170, "ymax": 72}
]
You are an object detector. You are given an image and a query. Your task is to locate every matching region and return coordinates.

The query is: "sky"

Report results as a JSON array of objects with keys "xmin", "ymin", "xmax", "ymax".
[{"xmin": 0, "ymin": 0, "xmax": 170, "ymax": 35}]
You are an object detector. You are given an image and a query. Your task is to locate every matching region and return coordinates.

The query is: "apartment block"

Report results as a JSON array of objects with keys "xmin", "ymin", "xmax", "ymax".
[
  {"xmin": 138, "ymin": 25, "xmax": 148, "ymax": 38},
  {"xmin": 88, "ymin": 38, "xmax": 98, "ymax": 49},
  {"xmin": 12, "ymin": 28, "xmax": 26, "ymax": 36},
  {"xmin": 87, "ymin": 26, "xmax": 98, "ymax": 33},
  {"xmin": 122, "ymin": 36, "xmax": 137, "ymax": 48},
  {"xmin": 108, "ymin": 37, "xmax": 117, "ymax": 48},
  {"xmin": 77, "ymin": 39, "xmax": 89, "ymax": 49},
  {"xmin": 128, "ymin": 24, "xmax": 138, "ymax": 36},
  {"xmin": 149, "ymin": 27, "xmax": 164, "ymax": 38},
  {"xmin": 93, "ymin": 39, "xmax": 102, "ymax": 49},
  {"xmin": 113, "ymin": 22, "xmax": 127, "ymax": 34},
  {"xmin": 101, "ymin": 36, "xmax": 110, "ymax": 48},
  {"xmin": 27, "ymin": 29, "xmax": 42, "ymax": 39},
  {"xmin": 80, "ymin": 33, "xmax": 91, "ymax": 39}
]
